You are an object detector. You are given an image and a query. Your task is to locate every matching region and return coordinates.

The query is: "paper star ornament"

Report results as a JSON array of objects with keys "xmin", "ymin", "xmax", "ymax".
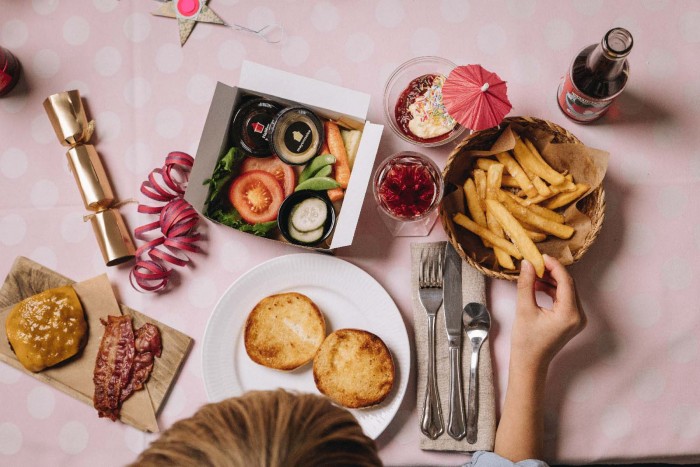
[{"xmin": 152, "ymin": 0, "xmax": 225, "ymax": 46}]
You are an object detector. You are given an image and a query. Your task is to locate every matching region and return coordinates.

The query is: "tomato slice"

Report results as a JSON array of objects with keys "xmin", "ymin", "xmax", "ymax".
[
  {"xmin": 241, "ymin": 156, "xmax": 296, "ymax": 197},
  {"xmin": 228, "ymin": 170, "xmax": 285, "ymax": 224}
]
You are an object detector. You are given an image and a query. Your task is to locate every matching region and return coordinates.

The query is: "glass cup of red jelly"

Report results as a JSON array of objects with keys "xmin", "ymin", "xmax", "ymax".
[{"xmin": 373, "ymin": 151, "xmax": 443, "ymax": 236}]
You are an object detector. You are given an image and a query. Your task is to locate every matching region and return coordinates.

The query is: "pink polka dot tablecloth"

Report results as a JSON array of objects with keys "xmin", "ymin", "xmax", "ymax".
[{"xmin": 1, "ymin": 0, "xmax": 700, "ymax": 465}]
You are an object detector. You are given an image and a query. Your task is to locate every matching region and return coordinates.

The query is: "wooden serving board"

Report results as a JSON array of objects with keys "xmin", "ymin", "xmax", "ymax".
[{"xmin": 0, "ymin": 257, "xmax": 193, "ymax": 432}]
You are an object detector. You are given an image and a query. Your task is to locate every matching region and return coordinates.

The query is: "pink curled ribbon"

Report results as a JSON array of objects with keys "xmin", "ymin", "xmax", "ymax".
[{"xmin": 130, "ymin": 151, "xmax": 201, "ymax": 293}]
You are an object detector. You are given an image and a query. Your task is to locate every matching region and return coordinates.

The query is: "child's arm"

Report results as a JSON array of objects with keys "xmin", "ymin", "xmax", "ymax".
[{"xmin": 494, "ymin": 255, "xmax": 586, "ymax": 462}]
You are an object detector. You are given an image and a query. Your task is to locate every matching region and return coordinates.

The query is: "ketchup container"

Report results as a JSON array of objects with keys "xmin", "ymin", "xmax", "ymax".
[{"xmin": 0, "ymin": 46, "xmax": 21, "ymax": 97}]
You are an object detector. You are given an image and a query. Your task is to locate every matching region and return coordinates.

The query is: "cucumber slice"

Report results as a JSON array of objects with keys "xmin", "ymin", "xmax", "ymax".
[
  {"xmin": 290, "ymin": 198, "xmax": 327, "ymax": 232},
  {"xmin": 288, "ymin": 222, "xmax": 324, "ymax": 244}
]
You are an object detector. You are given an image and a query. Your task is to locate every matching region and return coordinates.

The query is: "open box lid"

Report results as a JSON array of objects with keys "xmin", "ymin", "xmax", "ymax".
[{"xmin": 185, "ymin": 62, "xmax": 383, "ymax": 250}]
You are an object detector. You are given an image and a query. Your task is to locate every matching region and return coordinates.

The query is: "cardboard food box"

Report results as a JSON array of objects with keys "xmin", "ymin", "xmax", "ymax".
[{"xmin": 185, "ymin": 61, "xmax": 383, "ymax": 250}]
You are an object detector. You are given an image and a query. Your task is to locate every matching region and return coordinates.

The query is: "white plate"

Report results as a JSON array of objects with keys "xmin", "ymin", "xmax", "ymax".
[{"xmin": 202, "ymin": 253, "xmax": 410, "ymax": 440}]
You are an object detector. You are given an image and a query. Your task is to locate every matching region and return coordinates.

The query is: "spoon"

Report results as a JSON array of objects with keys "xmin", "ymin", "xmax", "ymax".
[{"xmin": 463, "ymin": 302, "xmax": 492, "ymax": 444}]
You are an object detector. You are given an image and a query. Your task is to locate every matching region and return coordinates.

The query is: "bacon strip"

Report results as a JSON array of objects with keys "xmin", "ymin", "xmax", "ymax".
[
  {"xmin": 93, "ymin": 315, "xmax": 135, "ymax": 421},
  {"xmin": 93, "ymin": 317, "xmax": 162, "ymax": 421}
]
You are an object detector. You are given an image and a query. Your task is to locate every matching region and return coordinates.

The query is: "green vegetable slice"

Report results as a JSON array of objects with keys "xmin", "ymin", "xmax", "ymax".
[
  {"xmin": 294, "ymin": 176, "xmax": 341, "ymax": 192},
  {"xmin": 298, "ymin": 154, "xmax": 336, "ymax": 184},
  {"xmin": 290, "ymin": 198, "xmax": 327, "ymax": 232}
]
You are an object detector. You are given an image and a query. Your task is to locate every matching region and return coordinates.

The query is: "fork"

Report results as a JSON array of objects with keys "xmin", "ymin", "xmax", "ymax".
[{"xmin": 418, "ymin": 247, "xmax": 445, "ymax": 439}]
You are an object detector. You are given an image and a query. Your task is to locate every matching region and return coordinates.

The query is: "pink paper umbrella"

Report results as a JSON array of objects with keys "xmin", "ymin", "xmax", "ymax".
[{"xmin": 442, "ymin": 64, "xmax": 512, "ymax": 131}]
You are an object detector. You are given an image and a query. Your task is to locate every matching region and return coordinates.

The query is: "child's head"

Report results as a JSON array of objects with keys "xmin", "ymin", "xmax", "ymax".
[{"xmin": 132, "ymin": 389, "xmax": 382, "ymax": 467}]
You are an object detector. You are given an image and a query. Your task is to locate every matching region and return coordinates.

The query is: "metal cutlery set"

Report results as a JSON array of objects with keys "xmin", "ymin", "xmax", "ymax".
[{"xmin": 419, "ymin": 243, "xmax": 492, "ymax": 441}]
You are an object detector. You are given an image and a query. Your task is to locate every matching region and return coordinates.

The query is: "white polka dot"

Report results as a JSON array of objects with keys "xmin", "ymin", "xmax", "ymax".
[
  {"xmin": 671, "ymin": 404, "xmax": 700, "ymax": 439},
  {"xmin": 314, "ymin": 66, "xmax": 342, "ymax": 86},
  {"xmin": 375, "ymin": 0, "xmax": 404, "ymax": 28},
  {"xmin": 29, "ymin": 246, "xmax": 58, "ymax": 270},
  {"xmin": 31, "ymin": 114, "xmax": 54, "ymax": 145},
  {"xmin": 93, "ymin": 0, "xmax": 118, "ymax": 13},
  {"xmin": 311, "ymin": 2, "xmax": 339, "ymax": 32},
  {"xmin": 124, "ymin": 427, "xmax": 146, "ymax": 454},
  {"xmin": 186, "ymin": 74, "xmax": 215, "ymax": 105},
  {"xmin": 59, "ymin": 421, "xmax": 89, "ymax": 454},
  {"xmin": 642, "ymin": 0, "xmax": 668, "ymax": 11},
  {"xmin": 574, "ymin": 0, "xmax": 603, "ymax": 15},
  {"xmin": 61, "ymin": 211, "xmax": 89, "ymax": 243},
  {"xmin": 634, "ymin": 367, "xmax": 665, "ymax": 401},
  {"xmin": 247, "ymin": 6, "xmax": 276, "ymax": 31},
  {"xmin": 31, "ymin": 180, "xmax": 59, "ymax": 209},
  {"xmin": 124, "ymin": 141, "xmax": 153, "ymax": 175},
  {"xmin": 440, "ymin": 0, "xmax": 470, "ymax": 22},
  {"xmin": 509, "ymin": 54, "xmax": 541, "ymax": 85},
  {"xmin": 600, "ymin": 405, "xmax": 632, "ymax": 439},
  {"xmin": 124, "ymin": 12, "xmax": 151, "ymax": 43},
  {"xmin": 1, "ymin": 92, "xmax": 27, "ymax": 114},
  {"xmin": 93, "ymin": 46, "xmax": 121, "ymax": 77},
  {"xmin": 32, "ymin": 49, "xmax": 61, "ymax": 79},
  {"xmin": 624, "ymin": 222, "xmax": 656, "ymax": 257},
  {"xmin": 0, "ymin": 147, "xmax": 28, "ymax": 179},
  {"xmin": 344, "ymin": 33, "xmax": 374, "ymax": 63},
  {"xmin": 543, "ymin": 19, "xmax": 573, "ymax": 51},
  {"xmin": 187, "ymin": 277, "xmax": 217, "ymax": 309},
  {"xmin": 218, "ymin": 39, "xmax": 246, "ymax": 70},
  {"xmin": 0, "ymin": 423, "xmax": 22, "ymax": 455},
  {"xmin": 647, "ymin": 47, "xmax": 677, "ymax": 79},
  {"xmin": 567, "ymin": 373, "xmax": 595, "ymax": 402},
  {"xmin": 611, "ymin": 17, "xmax": 640, "ymax": 38},
  {"xmin": 477, "ymin": 24, "xmax": 507, "ymax": 54},
  {"xmin": 218, "ymin": 0, "xmax": 239, "ymax": 4},
  {"xmin": 2, "ymin": 20, "xmax": 29, "ymax": 49},
  {"xmin": 63, "ymin": 16, "xmax": 90, "ymax": 45},
  {"xmin": 124, "ymin": 77, "xmax": 152, "ymax": 108},
  {"xmin": 669, "ymin": 334, "xmax": 699, "ymax": 363},
  {"xmin": 0, "ymin": 364, "xmax": 22, "ymax": 384},
  {"xmin": 156, "ymin": 43, "xmax": 183, "ymax": 74},
  {"xmin": 0, "ymin": 213, "xmax": 26, "ymax": 246},
  {"xmin": 95, "ymin": 111, "xmax": 122, "ymax": 143},
  {"xmin": 162, "ymin": 383, "xmax": 187, "ymax": 419},
  {"xmin": 27, "ymin": 385, "xmax": 55, "ymax": 419},
  {"xmin": 656, "ymin": 186, "xmax": 687, "ymax": 219},
  {"xmin": 680, "ymin": 11, "xmax": 700, "ymax": 43},
  {"xmin": 410, "ymin": 28, "xmax": 440, "ymax": 56},
  {"xmin": 505, "ymin": 0, "xmax": 536, "ymax": 17},
  {"xmin": 92, "ymin": 249, "xmax": 105, "ymax": 273},
  {"xmin": 625, "ymin": 292, "xmax": 661, "ymax": 328},
  {"xmin": 378, "ymin": 61, "xmax": 400, "ymax": 86},
  {"xmin": 661, "ymin": 255, "xmax": 693, "ymax": 291},
  {"xmin": 219, "ymin": 239, "xmax": 251, "ymax": 273},
  {"xmin": 32, "ymin": 0, "xmax": 59, "ymax": 15},
  {"xmin": 155, "ymin": 108, "xmax": 184, "ymax": 139},
  {"xmin": 282, "ymin": 36, "xmax": 310, "ymax": 67}
]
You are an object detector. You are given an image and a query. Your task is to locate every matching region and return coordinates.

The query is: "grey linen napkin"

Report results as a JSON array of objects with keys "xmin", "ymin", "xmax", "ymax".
[{"xmin": 412, "ymin": 242, "xmax": 496, "ymax": 452}]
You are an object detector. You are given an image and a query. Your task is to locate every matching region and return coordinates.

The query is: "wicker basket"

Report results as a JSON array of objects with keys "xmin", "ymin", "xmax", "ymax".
[{"xmin": 439, "ymin": 116, "xmax": 606, "ymax": 281}]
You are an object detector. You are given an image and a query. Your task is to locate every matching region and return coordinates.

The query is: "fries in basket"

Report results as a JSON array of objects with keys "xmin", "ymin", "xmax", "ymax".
[{"xmin": 452, "ymin": 132, "xmax": 590, "ymax": 278}]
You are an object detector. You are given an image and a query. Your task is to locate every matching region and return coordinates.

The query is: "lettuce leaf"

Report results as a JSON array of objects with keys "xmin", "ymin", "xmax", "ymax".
[{"xmin": 203, "ymin": 147, "xmax": 277, "ymax": 237}]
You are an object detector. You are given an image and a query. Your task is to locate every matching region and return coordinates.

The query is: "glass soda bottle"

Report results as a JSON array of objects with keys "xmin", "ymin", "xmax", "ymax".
[
  {"xmin": 557, "ymin": 28, "xmax": 633, "ymax": 123},
  {"xmin": 0, "ymin": 46, "xmax": 21, "ymax": 97}
]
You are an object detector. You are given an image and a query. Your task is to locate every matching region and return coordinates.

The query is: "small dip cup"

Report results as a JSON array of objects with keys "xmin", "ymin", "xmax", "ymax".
[{"xmin": 278, "ymin": 190, "xmax": 336, "ymax": 246}]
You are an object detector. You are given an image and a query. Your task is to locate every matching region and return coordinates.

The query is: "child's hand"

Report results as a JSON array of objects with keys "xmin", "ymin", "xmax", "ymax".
[{"xmin": 511, "ymin": 255, "xmax": 586, "ymax": 372}]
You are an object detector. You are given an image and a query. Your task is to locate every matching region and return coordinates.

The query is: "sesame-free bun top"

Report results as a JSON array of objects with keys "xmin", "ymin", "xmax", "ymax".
[
  {"xmin": 5, "ymin": 285, "xmax": 87, "ymax": 373},
  {"xmin": 313, "ymin": 328, "xmax": 395, "ymax": 409},
  {"xmin": 244, "ymin": 292, "xmax": 326, "ymax": 371}
]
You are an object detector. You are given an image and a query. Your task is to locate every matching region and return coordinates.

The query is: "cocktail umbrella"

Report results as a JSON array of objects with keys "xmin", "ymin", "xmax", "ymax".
[{"xmin": 441, "ymin": 64, "xmax": 512, "ymax": 131}]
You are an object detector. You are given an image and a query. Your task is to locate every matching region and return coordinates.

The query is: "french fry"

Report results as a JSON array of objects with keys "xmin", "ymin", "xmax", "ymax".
[
  {"xmin": 513, "ymin": 136, "xmax": 567, "ymax": 186},
  {"xmin": 544, "ymin": 183, "xmax": 590, "ymax": 210},
  {"xmin": 453, "ymin": 213, "xmax": 522, "ymax": 259},
  {"xmin": 498, "ymin": 194, "xmax": 574, "ymax": 239},
  {"xmin": 525, "ymin": 230, "xmax": 547, "ymax": 242},
  {"xmin": 463, "ymin": 178, "xmax": 487, "ymax": 229},
  {"xmin": 550, "ymin": 174, "xmax": 577, "ymax": 194},
  {"xmin": 485, "ymin": 164, "xmax": 514, "ymax": 269},
  {"xmin": 485, "ymin": 200, "xmax": 545, "ymax": 277},
  {"xmin": 475, "ymin": 158, "xmax": 499, "ymax": 172},
  {"xmin": 501, "ymin": 175, "xmax": 520, "ymax": 188},
  {"xmin": 495, "ymin": 151, "xmax": 538, "ymax": 198},
  {"xmin": 500, "ymin": 190, "xmax": 565, "ymax": 223},
  {"xmin": 473, "ymin": 169, "xmax": 487, "ymax": 210}
]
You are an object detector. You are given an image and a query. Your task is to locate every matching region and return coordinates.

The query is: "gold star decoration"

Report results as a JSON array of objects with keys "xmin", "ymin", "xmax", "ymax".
[{"xmin": 152, "ymin": 0, "xmax": 226, "ymax": 46}]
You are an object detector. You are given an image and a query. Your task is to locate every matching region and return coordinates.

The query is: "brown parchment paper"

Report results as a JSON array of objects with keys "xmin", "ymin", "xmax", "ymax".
[
  {"xmin": 443, "ymin": 123, "xmax": 609, "ymax": 275},
  {"xmin": 0, "ymin": 274, "xmax": 159, "ymax": 432}
]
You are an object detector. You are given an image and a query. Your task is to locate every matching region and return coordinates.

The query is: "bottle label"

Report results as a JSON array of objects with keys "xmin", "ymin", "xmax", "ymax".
[{"xmin": 557, "ymin": 72, "xmax": 612, "ymax": 122}]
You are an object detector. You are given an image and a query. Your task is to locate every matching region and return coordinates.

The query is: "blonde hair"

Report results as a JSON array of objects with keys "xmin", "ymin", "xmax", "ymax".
[{"xmin": 132, "ymin": 389, "xmax": 382, "ymax": 467}]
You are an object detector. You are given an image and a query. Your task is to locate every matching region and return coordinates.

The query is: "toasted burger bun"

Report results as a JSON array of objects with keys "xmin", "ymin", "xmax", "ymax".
[
  {"xmin": 313, "ymin": 329, "xmax": 395, "ymax": 409},
  {"xmin": 244, "ymin": 292, "xmax": 326, "ymax": 371}
]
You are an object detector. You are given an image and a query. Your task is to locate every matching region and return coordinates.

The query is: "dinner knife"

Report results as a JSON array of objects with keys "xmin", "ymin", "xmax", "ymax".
[{"xmin": 443, "ymin": 243, "xmax": 467, "ymax": 440}]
